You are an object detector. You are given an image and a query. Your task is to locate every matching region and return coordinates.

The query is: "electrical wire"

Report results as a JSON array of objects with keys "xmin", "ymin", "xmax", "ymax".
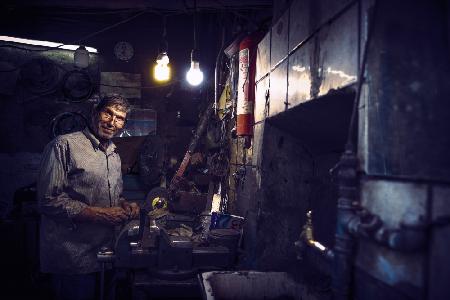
[
  {"xmin": 0, "ymin": 9, "xmax": 148, "ymax": 56},
  {"xmin": 163, "ymin": 15, "xmax": 167, "ymax": 38},
  {"xmin": 193, "ymin": 0, "xmax": 197, "ymax": 50},
  {"xmin": 71, "ymin": 9, "xmax": 148, "ymax": 45},
  {"xmin": 14, "ymin": 3, "xmax": 271, "ymax": 16},
  {"xmin": 0, "ymin": 9, "xmax": 147, "ymax": 73},
  {"xmin": 32, "ymin": 8, "xmax": 149, "ymax": 16},
  {"xmin": 213, "ymin": 0, "xmax": 259, "ymax": 29}
]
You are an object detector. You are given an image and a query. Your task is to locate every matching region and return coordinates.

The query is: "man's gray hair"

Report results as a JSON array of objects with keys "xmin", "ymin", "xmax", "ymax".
[{"xmin": 93, "ymin": 94, "xmax": 131, "ymax": 115}]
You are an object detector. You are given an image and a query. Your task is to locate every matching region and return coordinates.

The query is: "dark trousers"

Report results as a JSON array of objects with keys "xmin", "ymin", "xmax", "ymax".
[{"xmin": 51, "ymin": 273, "xmax": 97, "ymax": 300}]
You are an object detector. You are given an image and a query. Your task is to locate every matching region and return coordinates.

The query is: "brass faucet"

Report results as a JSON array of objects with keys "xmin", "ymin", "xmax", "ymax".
[
  {"xmin": 303, "ymin": 210, "xmax": 314, "ymax": 241},
  {"xmin": 295, "ymin": 210, "xmax": 334, "ymax": 260}
]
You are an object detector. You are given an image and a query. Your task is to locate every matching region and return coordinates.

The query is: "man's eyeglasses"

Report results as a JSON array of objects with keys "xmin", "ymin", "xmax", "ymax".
[{"xmin": 99, "ymin": 110, "xmax": 126, "ymax": 126}]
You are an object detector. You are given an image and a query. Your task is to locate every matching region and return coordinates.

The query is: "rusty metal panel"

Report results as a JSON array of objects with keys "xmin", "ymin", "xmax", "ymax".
[
  {"xmin": 268, "ymin": 61, "xmax": 287, "ymax": 117},
  {"xmin": 287, "ymin": 42, "xmax": 312, "ymax": 107},
  {"xmin": 356, "ymin": 179, "xmax": 427, "ymax": 294},
  {"xmin": 317, "ymin": 4, "xmax": 358, "ymax": 96},
  {"xmin": 256, "ymin": 32, "xmax": 271, "ymax": 82},
  {"xmin": 361, "ymin": 180, "xmax": 427, "ymax": 227},
  {"xmin": 252, "ymin": 122, "xmax": 265, "ymax": 170},
  {"xmin": 271, "ymin": 9, "xmax": 289, "ymax": 69},
  {"xmin": 357, "ymin": 83, "xmax": 369, "ymax": 172},
  {"xmin": 255, "ymin": 76, "xmax": 269, "ymax": 123},
  {"xmin": 356, "ymin": 241, "xmax": 424, "ymax": 299},
  {"xmin": 364, "ymin": 1, "xmax": 450, "ymax": 181},
  {"xmin": 318, "ymin": 0, "xmax": 354, "ymax": 28},
  {"xmin": 428, "ymin": 185, "xmax": 450, "ymax": 299},
  {"xmin": 288, "ymin": 0, "xmax": 311, "ymax": 52}
]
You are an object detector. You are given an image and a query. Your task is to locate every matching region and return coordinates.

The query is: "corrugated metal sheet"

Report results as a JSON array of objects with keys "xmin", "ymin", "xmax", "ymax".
[
  {"xmin": 288, "ymin": 0, "xmax": 311, "ymax": 52},
  {"xmin": 287, "ymin": 42, "xmax": 312, "ymax": 106},
  {"xmin": 270, "ymin": 10, "xmax": 289, "ymax": 70},
  {"xmin": 255, "ymin": 76, "xmax": 269, "ymax": 123},
  {"xmin": 256, "ymin": 32, "xmax": 271, "ymax": 82},
  {"xmin": 268, "ymin": 61, "xmax": 287, "ymax": 117},
  {"xmin": 356, "ymin": 179, "xmax": 427, "ymax": 291},
  {"xmin": 317, "ymin": 4, "xmax": 358, "ymax": 96}
]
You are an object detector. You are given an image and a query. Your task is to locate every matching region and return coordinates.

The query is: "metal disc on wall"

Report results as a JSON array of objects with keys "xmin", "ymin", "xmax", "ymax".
[
  {"xmin": 50, "ymin": 111, "xmax": 87, "ymax": 138},
  {"xmin": 61, "ymin": 70, "xmax": 94, "ymax": 102}
]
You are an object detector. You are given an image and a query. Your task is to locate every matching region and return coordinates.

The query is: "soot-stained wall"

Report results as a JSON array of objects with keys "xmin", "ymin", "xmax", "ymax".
[{"xmin": 232, "ymin": 0, "xmax": 450, "ymax": 299}]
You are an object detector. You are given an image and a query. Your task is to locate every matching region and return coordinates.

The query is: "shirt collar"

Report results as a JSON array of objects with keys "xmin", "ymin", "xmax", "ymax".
[{"xmin": 82, "ymin": 127, "xmax": 117, "ymax": 155}]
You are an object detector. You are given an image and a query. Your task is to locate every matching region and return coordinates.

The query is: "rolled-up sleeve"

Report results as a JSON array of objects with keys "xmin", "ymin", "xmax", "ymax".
[{"xmin": 37, "ymin": 140, "xmax": 88, "ymax": 224}]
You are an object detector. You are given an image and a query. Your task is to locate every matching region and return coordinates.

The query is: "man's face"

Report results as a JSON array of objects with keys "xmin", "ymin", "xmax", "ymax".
[{"xmin": 93, "ymin": 105, "xmax": 127, "ymax": 140}]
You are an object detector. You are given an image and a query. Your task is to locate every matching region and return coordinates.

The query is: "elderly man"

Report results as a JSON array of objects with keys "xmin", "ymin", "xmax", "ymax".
[{"xmin": 37, "ymin": 94, "xmax": 139, "ymax": 300}]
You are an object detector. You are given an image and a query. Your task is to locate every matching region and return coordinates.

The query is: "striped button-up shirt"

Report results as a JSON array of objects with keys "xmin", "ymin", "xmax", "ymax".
[{"xmin": 37, "ymin": 128, "xmax": 123, "ymax": 274}]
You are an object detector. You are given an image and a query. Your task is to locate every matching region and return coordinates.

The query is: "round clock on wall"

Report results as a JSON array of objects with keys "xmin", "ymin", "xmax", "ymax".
[{"xmin": 114, "ymin": 41, "xmax": 134, "ymax": 61}]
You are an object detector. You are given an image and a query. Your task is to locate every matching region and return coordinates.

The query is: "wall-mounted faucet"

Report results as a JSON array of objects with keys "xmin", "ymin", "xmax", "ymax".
[
  {"xmin": 294, "ymin": 210, "xmax": 334, "ymax": 261},
  {"xmin": 296, "ymin": 150, "xmax": 429, "ymax": 300}
]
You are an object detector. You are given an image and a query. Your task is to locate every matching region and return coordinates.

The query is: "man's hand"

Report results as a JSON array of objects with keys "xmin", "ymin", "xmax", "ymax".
[
  {"xmin": 95, "ymin": 207, "xmax": 130, "ymax": 225},
  {"xmin": 75, "ymin": 206, "xmax": 129, "ymax": 225},
  {"xmin": 120, "ymin": 201, "xmax": 140, "ymax": 219}
]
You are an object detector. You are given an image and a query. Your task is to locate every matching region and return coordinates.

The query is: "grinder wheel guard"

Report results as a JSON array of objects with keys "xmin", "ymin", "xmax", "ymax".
[{"xmin": 144, "ymin": 187, "xmax": 169, "ymax": 212}]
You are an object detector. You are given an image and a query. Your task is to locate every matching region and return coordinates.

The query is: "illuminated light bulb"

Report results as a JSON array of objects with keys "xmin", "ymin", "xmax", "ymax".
[
  {"xmin": 154, "ymin": 52, "xmax": 171, "ymax": 81},
  {"xmin": 74, "ymin": 45, "xmax": 89, "ymax": 68},
  {"xmin": 186, "ymin": 61, "xmax": 203, "ymax": 86}
]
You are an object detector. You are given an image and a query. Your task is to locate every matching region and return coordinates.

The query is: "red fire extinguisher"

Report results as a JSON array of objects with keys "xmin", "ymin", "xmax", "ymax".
[{"xmin": 236, "ymin": 32, "xmax": 261, "ymax": 137}]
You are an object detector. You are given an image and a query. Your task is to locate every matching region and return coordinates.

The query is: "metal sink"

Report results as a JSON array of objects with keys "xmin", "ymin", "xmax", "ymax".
[{"xmin": 199, "ymin": 271, "xmax": 305, "ymax": 300}]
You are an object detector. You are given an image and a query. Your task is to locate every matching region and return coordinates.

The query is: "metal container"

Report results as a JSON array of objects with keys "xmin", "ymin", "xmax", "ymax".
[
  {"xmin": 199, "ymin": 271, "xmax": 304, "ymax": 300},
  {"xmin": 207, "ymin": 229, "xmax": 241, "ymax": 266}
]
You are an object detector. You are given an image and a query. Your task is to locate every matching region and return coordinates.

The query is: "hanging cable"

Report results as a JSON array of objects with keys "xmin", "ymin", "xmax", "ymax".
[
  {"xmin": 163, "ymin": 15, "xmax": 167, "ymax": 40},
  {"xmin": 154, "ymin": 14, "xmax": 171, "ymax": 82},
  {"xmin": 0, "ymin": 9, "xmax": 148, "ymax": 55},
  {"xmin": 72, "ymin": 10, "xmax": 148, "ymax": 45},
  {"xmin": 0, "ymin": 9, "xmax": 149, "ymax": 74},
  {"xmin": 193, "ymin": 0, "xmax": 197, "ymax": 50},
  {"xmin": 186, "ymin": 0, "xmax": 204, "ymax": 86}
]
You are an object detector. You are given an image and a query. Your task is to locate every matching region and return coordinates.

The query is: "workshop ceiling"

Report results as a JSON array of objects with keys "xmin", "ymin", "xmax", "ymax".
[
  {"xmin": 1, "ymin": 0, "xmax": 273, "ymax": 43},
  {"xmin": 2, "ymin": 0, "xmax": 273, "ymax": 11},
  {"xmin": 0, "ymin": 0, "xmax": 273, "ymax": 96}
]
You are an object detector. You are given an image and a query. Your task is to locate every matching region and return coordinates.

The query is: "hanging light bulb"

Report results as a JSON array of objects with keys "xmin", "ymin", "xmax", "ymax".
[
  {"xmin": 186, "ymin": 49, "xmax": 203, "ymax": 86},
  {"xmin": 153, "ymin": 16, "xmax": 171, "ymax": 82},
  {"xmin": 154, "ymin": 52, "xmax": 170, "ymax": 81},
  {"xmin": 186, "ymin": 4, "xmax": 203, "ymax": 87},
  {"xmin": 74, "ymin": 45, "xmax": 89, "ymax": 68}
]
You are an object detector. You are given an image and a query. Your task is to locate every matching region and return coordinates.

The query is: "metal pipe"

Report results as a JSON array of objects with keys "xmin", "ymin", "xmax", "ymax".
[
  {"xmin": 348, "ymin": 207, "xmax": 427, "ymax": 252},
  {"xmin": 297, "ymin": 156, "xmax": 427, "ymax": 299},
  {"xmin": 332, "ymin": 150, "xmax": 359, "ymax": 300},
  {"xmin": 332, "ymin": 0, "xmax": 379, "ymax": 298},
  {"xmin": 331, "ymin": 150, "xmax": 427, "ymax": 299},
  {"xmin": 214, "ymin": 27, "xmax": 227, "ymax": 115}
]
